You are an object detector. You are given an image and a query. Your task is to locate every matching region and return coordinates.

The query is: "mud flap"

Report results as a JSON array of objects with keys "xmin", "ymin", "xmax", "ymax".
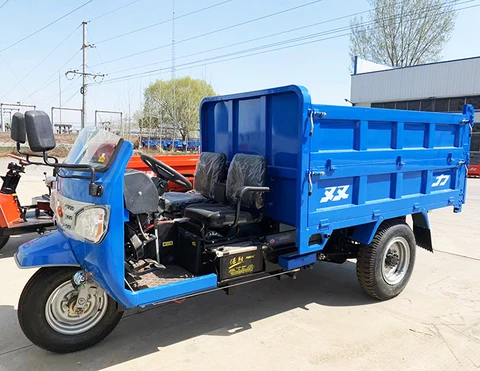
[{"xmin": 412, "ymin": 212, "xmax": 433, "ymax": 252}]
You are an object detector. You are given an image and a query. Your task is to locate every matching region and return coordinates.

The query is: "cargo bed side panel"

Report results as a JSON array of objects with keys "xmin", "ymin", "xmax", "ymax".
[{"xmin": 301, "ymin": 104, "xmax": 473, "ymax": 254}]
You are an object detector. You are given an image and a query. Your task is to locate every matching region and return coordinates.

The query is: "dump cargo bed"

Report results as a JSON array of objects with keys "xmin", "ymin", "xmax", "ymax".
[{"xmin": 200, "ymin": 85, "xmax": 473, "ymax": 254}]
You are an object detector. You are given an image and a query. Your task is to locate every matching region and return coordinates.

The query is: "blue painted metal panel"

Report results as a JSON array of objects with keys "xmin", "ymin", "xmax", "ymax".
[
  {"xmin": 133, "ymin": 274, "xmax": 217, "ymax": 307},
  {"xmin": 16, "ymin": 231, "xmax": 79, "ymax": 268},
  {"xmin": 278, "ymin": 253, "xmax": 317, "ymax": 270},
  {"xmin": 200, "ymin": 85, "xmax": 473, "ymax": 256},
  {"xmin": 201, "ymin": 86, "xmax": 311, "ymax": 227}
]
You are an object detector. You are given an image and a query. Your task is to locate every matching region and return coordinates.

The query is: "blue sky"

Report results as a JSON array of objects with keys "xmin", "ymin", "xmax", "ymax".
[{"xmin": 1, "ymin": 0, "xmax": 479, "ymax": 127}]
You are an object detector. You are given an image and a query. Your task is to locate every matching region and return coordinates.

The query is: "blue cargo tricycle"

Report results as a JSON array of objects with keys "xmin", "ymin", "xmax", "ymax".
[{"xmin": 13, "ymin": 85, "xmax": 473, "ymax": 353}]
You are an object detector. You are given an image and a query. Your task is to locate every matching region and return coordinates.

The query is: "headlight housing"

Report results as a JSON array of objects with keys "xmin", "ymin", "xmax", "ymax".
[{"xmin": 73, "ymin": 206, "xmax": 109, "ymax": 243}]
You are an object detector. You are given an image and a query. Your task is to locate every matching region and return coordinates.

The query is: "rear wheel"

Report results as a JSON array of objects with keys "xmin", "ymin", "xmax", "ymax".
[
  {"xmin": 0, "ymin": 236, "xmax": 9, "ymax": 250},
  {"xmin": 18, "ymin": 267, "xmax": 123, "ymax": 353},
  {"xmin": 356, "ymin": 219, "xmax": 416, "ymax": 300}
]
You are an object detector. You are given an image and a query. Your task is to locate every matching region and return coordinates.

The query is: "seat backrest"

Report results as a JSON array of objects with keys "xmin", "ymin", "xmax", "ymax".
[
  {"xmin": 226, "ymin": 153, "xmax": 267, "ymax": 209},
  {"xmin": 194, "ymin": 152, "xmax": 227, "ymax": 198}
]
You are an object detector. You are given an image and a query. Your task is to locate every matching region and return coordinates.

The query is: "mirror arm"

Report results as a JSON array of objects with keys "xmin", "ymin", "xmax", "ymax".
[
  {"xmin": 42, "ymin": 152, "xmax": 103, "ymax": 197},
  {"xmin": 16, "ymin": 142, "xmax": 59, "ymax": 165},
  {"xmin": 16, "ymin": 142, "xmax": 43, "ymax": 165}
]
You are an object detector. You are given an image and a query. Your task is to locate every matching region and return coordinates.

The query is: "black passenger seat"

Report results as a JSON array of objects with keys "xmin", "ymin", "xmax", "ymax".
[
  {"xmin": 183, "ymin": 153, "xmax": 269, "ymax": 229},
  {"xmin": 160, "ymin": 152, "xmax": 227, "ymax": 215}
]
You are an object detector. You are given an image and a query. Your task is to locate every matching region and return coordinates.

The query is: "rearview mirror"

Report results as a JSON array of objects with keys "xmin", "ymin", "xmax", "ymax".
[
  {"xmin": 24, "ymin": 111, "xmax": 56, "ymax": 152},
  {"xmin": 10, "ymin": 112, "xmax": 26, "ymax": 144}
]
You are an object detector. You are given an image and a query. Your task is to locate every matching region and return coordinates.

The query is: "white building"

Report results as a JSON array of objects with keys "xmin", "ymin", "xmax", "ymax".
[{"xmin": 350, "ymin": 56, "xmax": 480, "ymax": 170}]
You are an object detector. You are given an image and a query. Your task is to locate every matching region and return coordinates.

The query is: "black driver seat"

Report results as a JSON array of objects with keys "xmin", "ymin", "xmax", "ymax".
[
  {"xmin": 159, "ymin": 152, "xmax": 227, "ymax": 215},
  {"xmin": 183, "ymin": 153, "xmax": 268, "ymax": 229}
]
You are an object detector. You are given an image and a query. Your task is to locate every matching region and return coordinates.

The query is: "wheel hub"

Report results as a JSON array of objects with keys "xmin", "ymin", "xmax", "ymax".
[
  {"xmin": 385, "ymin": 252, "xmax": 399, "ymax": 267},
  {"xmin": 381, "ymin": 236, "xmax": 410, "ymax": 285},
  {"xmin": 45, "ymin": 281, "xmax": 108, "ymax": 335}
]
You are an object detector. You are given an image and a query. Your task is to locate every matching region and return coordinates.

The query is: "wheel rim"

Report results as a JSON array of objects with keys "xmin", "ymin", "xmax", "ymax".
[
  {"xmin": 381, "ymin": 236, "xmax": 410, "ymax": 285},
  {"xmin": 45, "ymin": 281, "xmax": 108, "ymax": 335}
]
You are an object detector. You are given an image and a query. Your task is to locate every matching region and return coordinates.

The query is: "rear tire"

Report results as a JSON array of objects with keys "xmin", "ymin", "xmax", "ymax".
[
  {"xmin": 18, "ymin": 267, "xmax": 123, "ymax": 353},
  {"xmin": 356, "ymin": 219, "xmax": 416, "ymax": 300},
  {"xmin": 0, "ymin": 236, "xmax": 9, "ymax": 250}
]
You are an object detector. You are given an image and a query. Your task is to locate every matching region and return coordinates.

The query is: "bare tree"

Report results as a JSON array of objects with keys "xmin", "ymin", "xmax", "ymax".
[{"xmin": 350, "ymin": 0, "xmax": 458, "ymax": 67}]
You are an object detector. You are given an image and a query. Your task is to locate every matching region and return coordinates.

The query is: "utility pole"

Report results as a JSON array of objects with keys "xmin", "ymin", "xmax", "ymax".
[
  {"xmin": 128, "ymin": 101, "xmax": 131, "ymax": 142},
  {"xmin": 59, "ymin": 71, "xmax": 62, "ymax": 126},
  {"xmin": 171, "ymin": 0, "xmax": 177, "ymax": 146},
  {"xmin": 171, "ymin": 0, "xmax": 176, "ymax": 79},
  {"xmin": 65, "ymin": 21, "xmax": 104, "ymax": 129},
  {"xmin": 82, "ymin": 21, "xmax": 87, "ymax": 129}
]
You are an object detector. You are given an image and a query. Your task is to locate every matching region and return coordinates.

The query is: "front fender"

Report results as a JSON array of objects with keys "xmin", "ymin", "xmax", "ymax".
[{"xmin": 15, "ymin": 231, "xmax": 80, "ymax": 268}]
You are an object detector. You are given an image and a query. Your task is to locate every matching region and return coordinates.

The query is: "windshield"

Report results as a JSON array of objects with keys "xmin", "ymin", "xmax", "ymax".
[{"xmin": 64, "ymin": 127, "xmax": 122, "ymax": 170}]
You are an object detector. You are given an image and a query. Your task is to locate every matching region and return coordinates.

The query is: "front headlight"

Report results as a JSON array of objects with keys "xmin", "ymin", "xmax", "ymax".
[{"xmin": 74, "ymin": 206, "xmax": 109, "ymax": 243}]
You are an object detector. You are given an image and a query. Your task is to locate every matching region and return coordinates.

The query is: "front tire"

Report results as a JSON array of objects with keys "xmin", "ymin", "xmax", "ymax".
[
  {"xmin": 356, "ymin": 219, "xmax": 416, "ymax": 300},
  {"xmin": 18, "ymin": 267, "xmax": 123, "ymax": 353}
]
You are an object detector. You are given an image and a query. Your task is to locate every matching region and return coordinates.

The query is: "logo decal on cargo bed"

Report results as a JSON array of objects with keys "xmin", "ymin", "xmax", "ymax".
[
  {"xmin": 432, "ymin": 175, "xmax": 450, "ymax": 187},
  {"xmin": 320, "ymin": 185, "xmax": 350, "ymax": 203}
]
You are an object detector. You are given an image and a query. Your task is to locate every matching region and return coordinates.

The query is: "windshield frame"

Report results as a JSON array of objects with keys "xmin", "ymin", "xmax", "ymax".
[{"xmin": 63, "ymin": 127, "xmax": 124, "ymax": 174}]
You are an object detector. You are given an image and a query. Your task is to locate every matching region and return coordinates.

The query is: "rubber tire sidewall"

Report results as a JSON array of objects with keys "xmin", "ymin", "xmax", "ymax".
[
  {"xmin": 357, "ymin": 221, "xmax": 416, "ymax": 300},
  {"xmin": 18, "ymin": 267, "xmax": 123, "ymax": 353}
]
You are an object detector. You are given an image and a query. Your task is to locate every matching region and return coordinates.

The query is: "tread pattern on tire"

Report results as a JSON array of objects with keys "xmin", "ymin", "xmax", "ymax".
[{"xmin": 356, "ymin": 219, "xmax": 413, "ymax": 300}]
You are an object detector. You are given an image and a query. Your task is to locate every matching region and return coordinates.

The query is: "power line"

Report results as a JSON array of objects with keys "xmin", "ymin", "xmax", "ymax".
[
  {"xmin": 108, "ymin": 9, "xmax": 373, "ymax": 76},
  {"xmin": 88, "ymin": 0, "xmax": 143, "ymax": 22},
  {"xmin": 0, "ymin": 0, "xmax": 93, "ymax": 53},
  {"xmin": 0, "ymin": 90, "xmax": 9, "ymax": 101},
  {"xmin": 97, "ymin": 33, "xmax": 351, "ymax": 86},
  {"xmin": 97, "ymin": 0, "xmax": 476, "ymax": 86},
  {"xmin": 27, "ymin": 50, "xmax": 81, "ymax": 99},
  {"xmin": 0, "ymin": 53, "xmax": 33, "ymax": 100},
  {"xmin": 95, "ymin": 0, "xmax": 232, "ymax": 45},
  {"xmin": 87, "ymin": 29, "xmax": 108, "ymax": 74},
  {"xmin": 98, "ymin": 9, "xmax": 429, "ymax": 82},
  {"xmin": 99, "ymin": 0, "xmax": 464, "ymax": 72},
  {"xmin": 0, "ymin": 0, "xmax": 9, "ymax": 10},
  {"xmin": 102, "ymin": 31, "xmax": 351, "ymax": 84},
  {"xmin": 40, "ymin": 85, "xmax": 81, "ymax": 114},
  {"xmin": 61, "ymin": 88, "xmax": 81, "ymax": 107},
  {"xmin": 91, "ymin": 0, "xmax": 324, "ymax": 67},
  {"xmin": 4, "ymin": 25, "xmax": 81, "ymax": 97},
  {"xmin": 39, "ymin": 78, "xmax": 80, "ymax": 109},
  {"xmin": 38, "ymin": 81, "xmax": 77, "ymax": 105}
]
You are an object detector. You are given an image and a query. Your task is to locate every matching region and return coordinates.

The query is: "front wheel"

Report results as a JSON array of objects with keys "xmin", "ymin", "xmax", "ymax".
[
  {"xmin": 356, "ymin": 219, "xmax": 416, "ymax": 300},
  {"xmin": 18, "ymin": 267, "xmax": 123, "ymax": 353}
]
